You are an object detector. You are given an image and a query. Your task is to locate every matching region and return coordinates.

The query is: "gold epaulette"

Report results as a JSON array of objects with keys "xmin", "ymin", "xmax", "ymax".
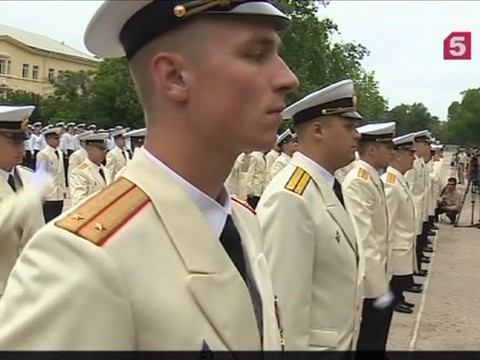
[
  {"xmin": 77, "ymin": 162, "xmax": 89, "ymax": 170},
  {"xmin": 285, "ymin": 167, "xmax": 311, "ymax": 196},
  {"xmin": 231, "ymin": 196, "xmax": 256, "ymax": 215},
  {"xmin": 55, "ymin": 178, "xmax": 150, "ymax": 246},
  {"xmin": 386, "ymin": 172, "xmax": 396, "ymax": 184},
  {"xmin": 357, "ymin": 167, "xmax": 369, "ymax": 180}
]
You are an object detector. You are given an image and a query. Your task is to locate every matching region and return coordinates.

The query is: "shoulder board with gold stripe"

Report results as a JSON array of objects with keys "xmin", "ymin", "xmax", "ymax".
[
  {"xmin": 285, "ymin": 167, "xmax": 311, "ymax": 196},
  {"xmin": 231, "ymin": 196, "xmax": 256, "ymax": 215},
  {"xmin": 55, "ymin": 178, "xmax": 150, "ymax": 247},
  {"xmin": 357, "ymin": 168, "xmax": 369, "ymax": 180},
  {"xmin": 386, "ymin": 172, "xmax": 396, "ymax": 184},
  {"xmin": 77, "ymin": 162, "xmax": 89, "ymax": 170}
]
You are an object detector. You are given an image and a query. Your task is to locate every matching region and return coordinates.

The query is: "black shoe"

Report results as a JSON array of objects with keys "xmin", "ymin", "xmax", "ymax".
[
  {"xmin": 394, "ymin": 303, "xmax": 414, "ymax": 314},
  {"xmin": 422, "ymin": 257, "xmax": 431, "ymax": 264},
  {"xmin": 415, "ymin": 270, "xmax": 428, "ymax": 277},
  {"xmin": 403, "ymin": 300, "xmax": 415, "ymax": 308},
  {"xmin": 432, "ymin": 224, "xmax": 439, "ymax": 230},
  {"xmin": 423, "ymin": 247, "xmax": 434, "ymax": 253},
  {"xmin": 405, "ymin": 285, "xmax": 423, "ymax": 294},
  {"xmin": 428, "ymin": 230, "xmax": 436, "ymax": 236}
]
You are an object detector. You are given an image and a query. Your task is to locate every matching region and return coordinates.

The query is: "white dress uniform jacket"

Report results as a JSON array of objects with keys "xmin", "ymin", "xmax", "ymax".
[
  {"xmin": 256, "ymin": 152, "xmax": 364, "ymax": 351},
  {"xmin": 36, "ymin": 146, "xmax": 65, "ymax": 201},
  {"xmin": 381, "ymin": 167, "xmax": 416, "ymax": 275},
  {"xmin": 246, "ymin": 151, "xmax": 267, "ymax": 197},
  {"xmin": 405, "ymin": 156, "xmax": 428, "ymax": 235},
  {"xmin": 225, "ymin": 153, "xmax": 248, "ymax": 201},
  {"xmin": 267, "ymin": 152, "xmax": 291, "ymax": 183},
  {"xmin": 68, "ymin": 147, "xmax": 88, "ymax": 180},
  {"xmin": 343, "ymin": 160, "xmax": 393, "ymax": 299},
  {"xmin": 0, "ymin": 166, "xmax": 44, "ymax": 296},
  {"xmin": 69, "ymin": 158, "xmax": 112, "ymax": 206},
  {"xmin": 106, "ymin": 146, "xmax": 127, "ymax": 180},
  {"xmin": 265, "ymin": 149, "xmax": 280, "ymax": 175},
  {"xmin": 0, "ymin": 149, "xmax": 284, "ymax": 351}
]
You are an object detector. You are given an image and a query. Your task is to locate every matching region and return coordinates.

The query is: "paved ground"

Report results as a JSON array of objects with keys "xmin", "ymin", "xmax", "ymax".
[{"xmin": 388, "ymin": 155, "xmax": 480, "ymax": 350}]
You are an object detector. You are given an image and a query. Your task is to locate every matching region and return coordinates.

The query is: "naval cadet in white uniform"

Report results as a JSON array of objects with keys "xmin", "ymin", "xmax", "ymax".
[
  {"xmin": 257, "ymin": 79, "xmax": 364, "ymax": 351},
  {"xmin": 381, "ymin": 133, "xmax": 417, "ymax": 315},
  {"xmin": 0, "ymin": 0, "xmax": 299, "ymax": 350},
  {"xmin": 342, "ymin": 121, "xmax": 395, "ymax": 352}
]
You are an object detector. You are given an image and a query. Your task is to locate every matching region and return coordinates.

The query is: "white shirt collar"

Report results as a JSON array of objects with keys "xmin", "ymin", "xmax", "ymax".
[
  {"xmin": 0, "ymin": 168, "xmax": 14, "ymax": 181},
  {"xmin": 296, "ymin": 152, "xmax": 335, "ymax": 188},
  {"xmin": 141, "ymin": 147, "xmax": 232, "ymax": 237}
]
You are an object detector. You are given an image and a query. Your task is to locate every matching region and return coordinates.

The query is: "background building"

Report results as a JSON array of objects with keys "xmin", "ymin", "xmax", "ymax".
[{"xmin": 0, "ymin": 24, "xmax": 100, "ymax": 99}]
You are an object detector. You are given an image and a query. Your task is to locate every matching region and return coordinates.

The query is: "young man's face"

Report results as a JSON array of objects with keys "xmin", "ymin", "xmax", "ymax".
[
  {"xmin": 0, "ymin": 133, "xmax": 25, "ymax": 170},
  {"xmin": 186, "ymin": 18, "xmax": 299, "ymax": 154}
]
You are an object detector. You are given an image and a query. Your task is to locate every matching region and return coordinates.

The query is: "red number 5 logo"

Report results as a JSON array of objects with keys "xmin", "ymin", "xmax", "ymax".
[{"xmin": 444, "ymin": 32, "xmax": 472, "ymax": 60}]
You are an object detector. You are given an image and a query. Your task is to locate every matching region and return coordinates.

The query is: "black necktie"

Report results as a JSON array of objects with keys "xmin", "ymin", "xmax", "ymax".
[
  {"xmin": 219, "ymin": 215, "xmax": 247, "ymax": 284},
  {"xmin": 121, "ymin": 150, "xmax": 126, "ymax": 160},
  {"xmin": 7, "ymin": 174, "xmax": 16, "ymax": 192},
  {"xmin": 99, "ymin": 168, "xmax": 106, "ymax": 182},
  {"xmin": 333, "ymin": 178, "xmax": 345, "ymax": 207},
  {"xmin": 54, "ymin": 150, "xmax": 59, "ymax": 159}
]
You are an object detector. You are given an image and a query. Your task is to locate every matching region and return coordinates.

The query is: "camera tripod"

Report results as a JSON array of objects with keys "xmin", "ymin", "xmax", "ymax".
[{"xmin": 454, "ymin": 177, "xmax": 480, "ymax": 228}]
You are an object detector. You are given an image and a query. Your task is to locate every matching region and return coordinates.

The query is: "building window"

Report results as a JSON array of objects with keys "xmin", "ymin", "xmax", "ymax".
[
  {"xmin": 0, "ymin": 59, "xmax": 5, "ymax": 75},
  {"xmin": 32, "ymin": 65, "xmax": 39, "ymax": 80},
  {"xmin": 57, "ymin": 70, "xmax": 64, "ymax": 81},
  {"xmin": 0, "ymin": 90, "xmax": 7, "ymax": 99},
  {"xmin": 48, "ymin": 68, "xmax": 55, "ymax": 81},
  {"xmin": 7, "ymin": 60, "xmax": 11, "ymax": 75},
  {"xmin": 22, "ymin": 64, "xmax": 29, "ymax": 78}
]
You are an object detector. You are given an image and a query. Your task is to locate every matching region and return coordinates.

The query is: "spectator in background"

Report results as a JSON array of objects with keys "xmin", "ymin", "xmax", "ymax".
[{"xmin": 435, "ymin": 177, "xmax": 461, "ymax": 224}]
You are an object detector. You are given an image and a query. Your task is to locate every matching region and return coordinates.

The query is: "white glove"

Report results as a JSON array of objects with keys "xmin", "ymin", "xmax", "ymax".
[
  {"xmin": 30, "ymin": 166, "xmax": 52, "ymax": 193},
  {"xmin": 373, "ymin": 290, "xmax": 394, "ymax": 309}
]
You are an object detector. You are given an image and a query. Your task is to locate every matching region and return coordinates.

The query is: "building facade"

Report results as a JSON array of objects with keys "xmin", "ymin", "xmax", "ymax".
[{"xmin": 0, "ymin": 24, "xmax": 100, "ymax": 98}]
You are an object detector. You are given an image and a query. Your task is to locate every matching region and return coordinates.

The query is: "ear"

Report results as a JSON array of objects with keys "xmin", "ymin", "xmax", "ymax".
[
  {"xmin": 311, "ymin": 121, "xmax": 326, "ymax": 141},
  {"xmin": 151, "ymin": 53, "xmax": 189, "ymax": 102}
]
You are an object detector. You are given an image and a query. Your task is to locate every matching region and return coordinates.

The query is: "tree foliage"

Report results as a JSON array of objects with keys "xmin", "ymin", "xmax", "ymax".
[
  {"xmin": 387, "ymin": 103, "xmax": 440, "ymax": 138},
  {"xmin": 441, "ymin": 88, "xmax": 480, "ymax": 146}
]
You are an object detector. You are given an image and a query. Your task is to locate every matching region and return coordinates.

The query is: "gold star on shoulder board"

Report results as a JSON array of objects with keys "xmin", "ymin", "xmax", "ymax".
[
  {"xmin": 71, "ymin": 213, "xmax": 84, "ymax": 221},
  {"xmin": 94, "ymin": 223, "xmax": 106, "ymax": 232}
]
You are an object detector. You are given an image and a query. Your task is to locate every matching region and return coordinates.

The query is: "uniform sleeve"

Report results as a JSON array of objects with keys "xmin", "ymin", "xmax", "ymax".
[
  {"xmin": 35, "ymin": 152, "xmax": 48, "ymax": 172},
  {"xmin": 344, "ymin": 179, "xmax": 389, "ymax": 298},
  {"xmin": 69, "ymin": 169, "xmax": 89, "ymax": 206},
  {"xmin": 268, "ymin": 160, "xmax": 285, "ymax": 184},
  {"xmin": 0, "ymin": 187, "xmax": 43, "ymax": 237},
  {"xmin": 257, "ymin": 190, "xmax": 315, "ymax": 350},
  {"xmin": 0, "ymin": 226, "xmax": 135, "ymax": 350},
  {"xmin": 383, "ymin": 183, "xmax": 400, "ymax": 247},
  {"xmin": 106, "ymin": 151, "xmax": 117, "ymax": 176}
]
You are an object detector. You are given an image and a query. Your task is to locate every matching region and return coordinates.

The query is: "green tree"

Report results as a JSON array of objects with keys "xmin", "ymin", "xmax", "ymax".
[
  {"xmin": 387, "ymin": 103, "xmax": 439, "ymax": 137},
  {"xmin": 40, "ymin": 70, "xmax": 95, "ymax": 123},
  {"xmin": 89, "ymin": 58, "xmax": 143, "ymax": 128},
  {"xmin": 443, "ymin": 88, "xmax": 480, "ymax": 146}
]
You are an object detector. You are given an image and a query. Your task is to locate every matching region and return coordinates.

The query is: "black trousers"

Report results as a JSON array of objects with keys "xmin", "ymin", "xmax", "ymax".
[
  {"xmin": 391, "ymin": 275, "xmax": 414, "ymax": 305},
  {"xmin": 22, "ymin": 151, "xmax": 32, "ymax": 169},
  {"xmin": 356, "ymin": 297, "xmax": 394, "ymax": 352},
  {"xmin": 435, "ymin": 207, "xmax": 459, "ymax": 223},
  {"xmin": 31, "ymin": 150, "xmax": 40, "ymax": 171},
  {"xmin": 43, "ymin": 201, "xmax": 64, "ymax": 223},
  {"xmin": 247, "ymin": 196, "xmax": 260, "ymax": 210}
]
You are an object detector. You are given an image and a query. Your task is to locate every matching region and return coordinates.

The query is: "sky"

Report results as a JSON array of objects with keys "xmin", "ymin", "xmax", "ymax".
[{"xmin": 1, "ymin": 1, "xmax": 479, "ymax": 120}]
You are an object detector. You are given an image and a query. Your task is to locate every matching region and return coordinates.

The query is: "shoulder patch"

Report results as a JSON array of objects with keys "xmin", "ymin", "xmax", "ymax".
[
  {"xmin": 18, "ymin": 165, "xmax": 33, "ymax": 173},
  {"xmin": 55, "ymin": 178, "xmax": 150, "ymax": 246},
  {"xmin": 231, "ymin": 196, "xmax": 256, "ymax": 215},
  {"xmin": 285, "ymin": 167, "xmax": 311, "ymax": 196},
  {"xmin": 77, "ymin": 162, "xmax": 89, "ymax": 170},
  {"xmin": 357, "ymin": 168, "xmax": 369, "ymax": 180},
  {"xmin": 386, "ymin": 172, "xmax": 396, "ymax": 184}
]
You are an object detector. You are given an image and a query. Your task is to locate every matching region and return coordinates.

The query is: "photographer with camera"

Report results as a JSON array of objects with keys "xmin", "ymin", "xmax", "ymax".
[
  {"xmin": 466, "ymin": 149, "xmax": 480, "ymax": 185},
  {"xmin": 435, "ymin": 177, "xmax": 462, "ymax": 224}
]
